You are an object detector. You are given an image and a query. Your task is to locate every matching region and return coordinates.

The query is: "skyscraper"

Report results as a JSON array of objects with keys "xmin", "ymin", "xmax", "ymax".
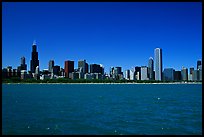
[
  {"xmin": 52, "ymin": 65, "xmax": 60, "ymax": 75},
  {"xmin": 125, "ymin": 70, "xmax": 130, "ymax": 80},
  {"xmin": 154, "ymin": 48, "xmax": 162, "ymax": 80},
  {"xmin": 192, "ymin": 70, "xmax": 199, "ymax": 81},
  {"xmin": 189, "ymin": 67, "xmax": 194, "ymax": 74},
  {"xmin": 90, "ymin": 64, "xmax": 103, "ymax": 74},
  {"xmin": 114, "ymin": 67, "xmax": 122, "ymax": 75},
  {"xmin": 30, "ymin": 41, "xmax": 39, "ymax": 73},
  {"xmin": 21, "ymin": 56, "xmax": 25, "ymax": 65},
  {"xmin": 78, "ymin": 60, "xmax": 87, "ymax": 73},
  {"xmin": 64, "ymin": 60, "xmax": 74, "ymax": 78},
  {"xmin": 20, "ymin": 56, "xmax": 27, "ymax": 70},
  {"xmin": 181, "ymin": 67, "xmax": 188, "ymax": 81},
  {"xmin": 148, "ymin": 57, "xmax": 154, "ymax": 80},
  {"xmin": 174, "ymin": 71, "xmax": 181, "ymax": 81},
  {"xmin": 130, "ymin": 68, "xmax": 135, "ymax": 80},
  {"xmin": 85, "ymin": 63, "xmax": 88, "ymax": 73},
  {"xmin": 49, "ymin": 60, "xmax": 54, "ymax": 72},
  {"xmin": 197, "ymin": 60, "xmax": 201, "ymax": 69},
  {"xmin": 135, "ymin": 66, "xmax": 141, "ymax": 80},
  {"xmin": 163, "ymin": 68, "xmax": 175, "ymax": 81},
  {"xmin": 141, "ymin": 66, "xmax": 148, "ymax": 80}
]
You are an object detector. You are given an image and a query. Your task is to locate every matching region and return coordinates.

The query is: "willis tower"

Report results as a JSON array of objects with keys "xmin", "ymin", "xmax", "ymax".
[{"xmin": 30, "ymin": 41, "xmax": 39, "ymax": 73}]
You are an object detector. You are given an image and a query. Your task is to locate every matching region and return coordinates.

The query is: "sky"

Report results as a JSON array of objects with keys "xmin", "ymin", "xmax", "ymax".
[{"xmin": 2, "ymin": 2, "xmax": 202, "ymax": 73}]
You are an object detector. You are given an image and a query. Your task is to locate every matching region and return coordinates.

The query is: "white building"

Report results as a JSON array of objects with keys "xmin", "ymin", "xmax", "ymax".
[
  {"xmin": 136, "ymin": 71, "xmax": 140, "ymax": 80},
  {"xmin": 141, "ymin": 66, "xmax": 149, "ymax": 80},
  {"xmin": 130, "ymin": 69, "xmax": 135, "ymax": 80},
  {"xmin": 154, "ymin": 48, "xmax": 162, "ymax": 80},
  {"xmin": 40, "ymin": 74, "xmax": 51, "ymax": 80},
  {"xmin": 125, "ymin": 70, "xmax": 130, "ymax": 80},
  {"xmin": 188, "ymin": 74, "xmax": 193, "ymax": 81}
]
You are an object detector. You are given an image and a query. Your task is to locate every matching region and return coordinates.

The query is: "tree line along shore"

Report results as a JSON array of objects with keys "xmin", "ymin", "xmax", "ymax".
[{"xmin": 2, "ymin": 77, "xmax": 202, "ymax": 84}]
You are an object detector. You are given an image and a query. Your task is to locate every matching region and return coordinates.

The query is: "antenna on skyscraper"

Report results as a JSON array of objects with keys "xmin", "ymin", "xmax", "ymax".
[{"xmin": 33, "ymin": 40, "xmax": 36, "ymax": 45}]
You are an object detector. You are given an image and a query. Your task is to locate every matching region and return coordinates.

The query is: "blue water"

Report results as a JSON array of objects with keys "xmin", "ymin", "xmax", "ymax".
[{"xmin": 2, "ymin": 84, "xmax": 202, "ymax": 135}]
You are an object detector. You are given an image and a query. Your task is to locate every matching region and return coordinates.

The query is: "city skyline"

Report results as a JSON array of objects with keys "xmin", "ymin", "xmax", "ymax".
[{"xmin": 2, "ymin": 2, "xmax": 202, "ymax": 73}]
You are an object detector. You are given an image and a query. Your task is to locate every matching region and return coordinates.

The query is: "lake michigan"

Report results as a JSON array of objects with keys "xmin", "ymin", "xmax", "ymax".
[{"xmin": 2, "ymin": 84, "xmax": 202, "ymax": 135}]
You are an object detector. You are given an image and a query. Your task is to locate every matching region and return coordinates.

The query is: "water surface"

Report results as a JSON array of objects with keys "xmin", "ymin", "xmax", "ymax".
[{"xmin": 2, "ymin": 84, "xmax": 202, "ymax": 135}]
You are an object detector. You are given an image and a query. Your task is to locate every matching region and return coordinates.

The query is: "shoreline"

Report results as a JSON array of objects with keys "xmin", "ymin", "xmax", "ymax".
[{"xmin": 3, "ymin": 82, "xmax": 202, "ymax": 85}]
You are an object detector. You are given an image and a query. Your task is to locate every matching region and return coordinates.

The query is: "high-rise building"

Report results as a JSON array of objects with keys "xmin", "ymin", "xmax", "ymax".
[
  {"xmin": 141, "ymin": 66, "xmax": 149, "ymax": 80},
  {"xmin": 197, "ymin": 60, "xmax": 202, "ymax": 70},
  {"xmin": 7, "ymin": 66, "xmax": 12, "ymax": 78},
  {"xmin": 114, "ymin": 67, "xmax": 122, "ymax": 75},
  {"xmin": 112, "ymin": 67, "xmax": 122, "ymax": 80},
  {"xmin": 130, "ymin": 68, "xmax": 135, "ymax": 80},
  {"xmin": 20, "ymin": 56, "xmax": 27, "ymax": 70},
  {"xmin": 197, "ymin": 64, "xmax": 202, "ymax": 81},
  {"xmin": 78, "ymin": 60, "xmax": 87, "ymax": 73},
  {"xmin": 100, "ymin": 64, "xmax": 104, "ymax": 75},
  {"xmin": 174, "ymin": 71, "xmax": 181, "ymax": 81},
  {"xmin": 52, "ymin": 65, "xmax": 60, "ymax": 75},
  {"xmin": 125, "ymin": 70, "xmax": 130, "ymax": 80},
  {"xmin": 135, "ymin": 66, "xmax": 141, "ymax": 80},
  {"xmin": 59, "ymin": 68, "xmax": 65, "ymax": 77},
  {"xmin": 192, "ymin": 70, "xmax": 199, "ymax": 81},
  {"xmin": 64, "ymin": 60, "xmax": 74, "ymax": 78},
  {"xmin": 189, "ymin": 67, "xmax": 194, "ymax": 74},
  {"xmin": 181, "ymin": 67, "xmax": 188, "ymax": 81},
  {"xmin": 49, "ymin": 60, "xmax": 54, "ymax": 72},
  {"xmin": 198, "ymin": 70, "xmax": 202, "ymax": 81},
  {"xmin": 154, "ymin": 48, "xmax": 162, "ymax": 80},
  {"xmin": 109, "ymin": 67, "xmax": 114, "ymax": 77},
  {"xmin": 188, "ymin": 74, "xmax": 193, "ymax": 81},
  {"xmin": 148, "ymin": 57, "xmax": 154, "ymax": 80},
  {"xmin": 30, "ymin": 41, "xmax": 39, "ymax": 73},
  {"xmin": 90, "ymin": 64, "xmax": 103, "ymax": 74},
  {"xmin": 35, "ymin": 66, "xmax": 40, "ymax": 75},
  {"xmin": 85, "ymin": 63, "xmax": 88, "ymax": 73},
  {"xmin": 2, "ymin": 68, "xmax": 8, "ymax": 78},
  {"xmin": 163, "ymin": 68, "xmax": 175, "ymax": 81}
]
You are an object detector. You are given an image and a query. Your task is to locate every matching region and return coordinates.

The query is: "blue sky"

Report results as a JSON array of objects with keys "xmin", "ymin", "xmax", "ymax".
[{"xmin": 2, "ymin": 2, "xmax": 202, "ymax": 73}]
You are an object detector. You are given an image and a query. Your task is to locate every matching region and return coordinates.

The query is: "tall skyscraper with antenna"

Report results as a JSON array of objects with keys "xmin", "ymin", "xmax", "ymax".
[{"xmin": 30, "ymin": 41, "xmax": 39, "ymax": 73}]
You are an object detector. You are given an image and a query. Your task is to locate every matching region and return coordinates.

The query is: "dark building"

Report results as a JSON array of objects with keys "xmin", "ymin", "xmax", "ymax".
[
  {"xmin": 30, "ymin": 41, "xmax": 39, "ymax": 73},
  {"xmin": 12, "ymin": 69, "xmax": 17, "ymax": 77},
  {"xmin": 64, "ymin": 60, "xmax": 74, "ymax": 78},
  {"xmin": 85, "ymin": 63, "xmax": 88, "ymax": 73},
  {"xmin": 42, "ymin": 69, "xmax": 49, "ymax": 75},
  {"xmin": 114, "ymin": 67, "xmax": 122, "ymax": 75},
  {"xmin": 53, "ymin": 65, "xmax": 60, "ymax": 75},
  {"xmin": 135, "ymin": 66, "xmax": 141, "ymax": 80},
  {"xmin": 163, "ymin": 68, "xmax": 175, "ymax": 81},
  {"xmin": 174, "ymin": 71, "xmax": 181, "ymax": 81},
  {"xmin": 49, "ymin": 60, "xmax": 54, "ymax": 72},
  {"xmin": 20, "ymin": 57, "xmax": 27, "ymax": 70},
  {"xmin": 90, "ymin": 64, "xmax": 103, "ymax": 74},
  {"xmin": 197, "ymin": 60, "xmax": 201, "ymax": 70},
  {"xmin": 2, "ymin": 68, "xmax": 8, "ymax": 78},
  {"xmin": 148, "ymin": 57, "xmax": 154, "ymax": 80},
  {"xmin": 7, "ymin": 66, "xmax": 12, "ymax": 78},
  {"xmin": 17, "ymin": 66, "xmax": 21, "ymax": 77}
]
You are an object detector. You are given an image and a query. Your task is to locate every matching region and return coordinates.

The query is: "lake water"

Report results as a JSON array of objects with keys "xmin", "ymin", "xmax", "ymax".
[{"xmin": 2, "ymin": 84, "xmax": 202, "ymax": 135}]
